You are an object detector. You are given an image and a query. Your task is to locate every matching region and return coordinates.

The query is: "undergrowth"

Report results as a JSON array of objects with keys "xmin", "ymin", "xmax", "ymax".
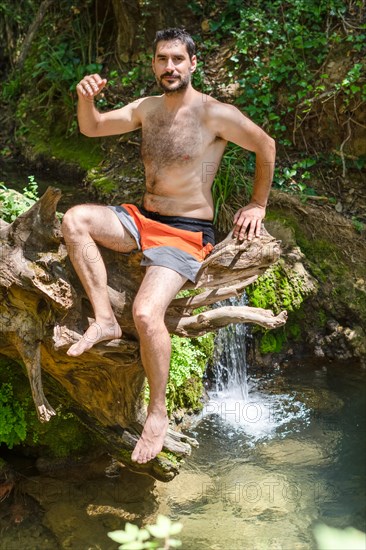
[
  {"xmin": 0, "ymin": 176, "xmax": 39, "ymax": 222},
  {"xmin": 0, "ymin": 357, "xmax": 92, "ymax": 456}
]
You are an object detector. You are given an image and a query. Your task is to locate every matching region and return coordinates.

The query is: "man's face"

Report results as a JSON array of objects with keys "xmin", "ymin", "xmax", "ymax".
[{"xmin": 152, "ymin": 40, "xmax": 197, "ymax": 94}]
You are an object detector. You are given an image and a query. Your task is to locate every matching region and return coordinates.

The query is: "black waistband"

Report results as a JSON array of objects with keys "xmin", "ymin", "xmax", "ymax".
[{"xmin": 139, "ymin": 206, "xmax": 215, "ymax": 246}]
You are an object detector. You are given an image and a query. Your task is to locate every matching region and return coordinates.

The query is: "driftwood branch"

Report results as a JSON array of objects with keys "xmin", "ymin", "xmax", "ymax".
[
  {"xmin": 166, "ymin": 306, "xmax": 288, "ymax": 337},
  {"xmin": 0, "ymin": 188, "xmax": 285, "ymax": 480}
]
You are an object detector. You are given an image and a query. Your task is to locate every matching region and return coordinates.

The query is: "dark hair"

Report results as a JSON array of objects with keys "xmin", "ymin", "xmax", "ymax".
[{"xmin": 153, "ymin": 28, "xmax": 196, "ymax": 59}]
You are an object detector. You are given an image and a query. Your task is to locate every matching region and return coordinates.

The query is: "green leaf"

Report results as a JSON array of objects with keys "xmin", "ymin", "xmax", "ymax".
[
  {"xmin": 168, "ymin": 523, "xmax": 183, "ymax": 536},
  {"xmin": 118, "ymin": 542, "xmax": 146, "ymax": 550},
  {"xmin": 108, "ymin": 523, "xmax": 140, "ymax": 543},
  {"xmin": 125, "ymin": 523, "xmax": 141, "ymax": 537},
  {"xmin": 137, "ymin": 529, "xmax": 150, "ymax": 541},
  {"xmin": 166, "ymin": 539, "xmax": 182, "ymax": 548},
  {"xmin": 148, "ymin": 525, "xmax": 168, "ymax": 539},
  {"xmin": 147, "ymin": 515, "xmax": 172, "ymax": 539},
  {"xmin": 108, "ymin": 530, "xmax": 136, "ymax": 543}
]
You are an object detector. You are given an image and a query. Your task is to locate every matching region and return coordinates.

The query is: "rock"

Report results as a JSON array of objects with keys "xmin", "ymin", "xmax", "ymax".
[
  {"xmin": 156, "ymin": 469, "xmax": 212, "ymax": 507},
  {"xmin": 257, "ymin": 439, "xmax": 328, "ymax": 467},
  {"xmin": 314, "ymin": 345, "xmax": 325, "ymax": 357},
  {"xmin": 344, "ymin": 325, "xmax": 366, "ymax": 357}
]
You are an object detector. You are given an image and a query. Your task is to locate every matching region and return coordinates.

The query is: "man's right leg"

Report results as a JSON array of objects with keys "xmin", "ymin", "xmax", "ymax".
[{"xmin": 61, "ymin": 204, "xmax": 137, "ymax": 356}]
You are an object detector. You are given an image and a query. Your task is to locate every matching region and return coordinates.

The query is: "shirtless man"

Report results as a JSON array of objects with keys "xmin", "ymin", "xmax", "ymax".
[{"xmin": 61, "ymin": 28, "xmax": 275, "ymax": 464}]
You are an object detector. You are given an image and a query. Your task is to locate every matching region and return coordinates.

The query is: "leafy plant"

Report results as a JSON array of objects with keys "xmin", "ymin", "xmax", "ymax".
[
  {"xmin": 144, "ymin": 331, "xmax": 214, "ymax": 414},
  {"xmin": 0, "ymin": 175, "xmax": 39, "ymax": 222},
  {"xmin": 108, "ymin": 515, "xmax": 183, "ymax": 550},
  {"xmin": 0, "ymin": 357, "xmax": 93, "ymax": 456},
  {"xmin": 165, "ymin": 334, "xmax": 213, "ymax": 414},
  {"xmin": 212, "ymin": 144, "xmax": 253, "ymax": 230},
  {"xmin": 3, "ymin": 0, "xmax": 111, "ymax": 137},
  {"xmin": 351, "ymin": 216, "xmax": 365, "ymax": 233},
  {"xmin": 274, "ymin": 157, "xmax": 317, "ymax": 195},
  {"xmin": 195, "ymin": 0, "xmax": 365, "ymax": 151},
  {"xmin": 0, "ymin": 383, "xmax": 27, "ymax": 448}
]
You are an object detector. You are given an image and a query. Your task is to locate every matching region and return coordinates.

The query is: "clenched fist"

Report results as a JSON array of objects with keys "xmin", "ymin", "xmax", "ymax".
[{"xmin": 76, "ymin": 74, "xmax": 107, "ymax": 100}]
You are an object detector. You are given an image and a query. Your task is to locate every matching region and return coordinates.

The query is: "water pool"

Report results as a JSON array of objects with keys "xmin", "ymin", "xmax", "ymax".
[{"xmin": 1, "ymin": 359, "xmax": 364, "ymax": 550}]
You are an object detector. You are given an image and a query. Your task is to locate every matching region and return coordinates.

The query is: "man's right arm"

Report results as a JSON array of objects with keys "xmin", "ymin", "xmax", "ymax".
[{"xmin": 77, "ymin": 74, "xmax": 143, "ymax": 137}]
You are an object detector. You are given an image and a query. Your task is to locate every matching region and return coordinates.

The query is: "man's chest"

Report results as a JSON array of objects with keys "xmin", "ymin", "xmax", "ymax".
[{"xmin": 141, "ymin": 109, "xmax": 209, "ymax": 165}]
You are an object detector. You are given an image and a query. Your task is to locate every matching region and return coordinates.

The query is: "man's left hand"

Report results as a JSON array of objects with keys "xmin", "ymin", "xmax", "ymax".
[{"xmin": 233, "ymin": 202, "xmax": 266, "ymax": 241}]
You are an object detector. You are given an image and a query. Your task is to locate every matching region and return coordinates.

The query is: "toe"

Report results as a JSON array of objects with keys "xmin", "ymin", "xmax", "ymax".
[{"xmin": 139, "ymin": 452, "xmax": 149, "ymax": 464}]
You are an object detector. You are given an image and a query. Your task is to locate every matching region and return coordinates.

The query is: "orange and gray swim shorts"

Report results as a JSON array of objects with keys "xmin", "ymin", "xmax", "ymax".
[{"xmin": 108, "ymin": 203, "xmax": 215, "ymax": 282}]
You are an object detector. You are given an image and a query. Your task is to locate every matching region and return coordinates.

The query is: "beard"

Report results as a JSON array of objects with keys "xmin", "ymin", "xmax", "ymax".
[{"xmin": 156, "ymin": 72, "xmax": 191, "ymax": 94}]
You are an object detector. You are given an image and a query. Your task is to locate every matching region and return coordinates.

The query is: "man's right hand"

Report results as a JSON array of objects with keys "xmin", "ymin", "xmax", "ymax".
[{"xmin": 76, "ymin": 74, "xmax": 107, "ymax": 100}]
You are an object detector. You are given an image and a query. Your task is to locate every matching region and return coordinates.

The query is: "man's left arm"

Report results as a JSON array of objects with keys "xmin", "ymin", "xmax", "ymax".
[{"xmin": 208, "ymin": 102, "xmax": 276, "ymax": 240}]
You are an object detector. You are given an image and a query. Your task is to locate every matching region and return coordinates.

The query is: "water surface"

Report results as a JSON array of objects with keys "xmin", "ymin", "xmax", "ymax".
[
  {"xmin": 2, "ymin": 358, "xmax": 364, "ymax": 550},
  {"xmin": 165, "ymin": 359, "xmax": 366, "ymax": 549}
]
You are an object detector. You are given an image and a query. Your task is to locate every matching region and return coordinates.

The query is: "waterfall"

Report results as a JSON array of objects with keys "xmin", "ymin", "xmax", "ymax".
[
  {"xmin": 202, "ymin": 293, "xmax": 310, "ymax": 441},
  {"xmin": 211, "ymin": 294, "xmax": 248, "ymax": 401}
]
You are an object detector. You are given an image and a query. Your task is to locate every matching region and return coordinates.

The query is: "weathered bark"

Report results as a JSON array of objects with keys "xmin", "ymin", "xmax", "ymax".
[
  {"xmin": 141, "ymin": 1, "xmax": 197, "ymax": 45},
  {"xmin": 111, "ymin": 0, "xmax": 199, "ymax": 60},
  {"xmin": 0, "ymin": 188, "xmax": 286, "ymax": 480},
  {"xmin": 111, "ymin": 0, "xmax": 141, "ymax": 61}
]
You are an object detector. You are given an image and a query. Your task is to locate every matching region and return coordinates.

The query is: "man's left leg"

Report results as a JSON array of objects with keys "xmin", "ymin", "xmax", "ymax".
[{"xmin": 132, "ymin": 265, "xmax": 187, "ymax": 464}]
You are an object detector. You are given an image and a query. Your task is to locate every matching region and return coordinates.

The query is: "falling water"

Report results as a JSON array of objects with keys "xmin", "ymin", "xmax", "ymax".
[
  {"xmin": 203, "ymin": 293, "xmax": 310, "ymax": 443},
  {"xmin": 212, "ymin": 294, "xmax": 249, "ymax": 400}
]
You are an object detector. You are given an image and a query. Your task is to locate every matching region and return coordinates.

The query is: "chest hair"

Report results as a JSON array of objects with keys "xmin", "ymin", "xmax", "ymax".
[{"xmin": 141, "ymin": 109, "xmax": 203, "ymax": 168}]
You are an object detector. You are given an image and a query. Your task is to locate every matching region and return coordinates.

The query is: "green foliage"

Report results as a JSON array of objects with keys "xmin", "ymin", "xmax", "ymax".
[
  {"xmin": 144, "ymin": 332, "xmax": 214, "ymax": 415},
  {"xmin": 1, "ymin": 74, "xmax": 22, "ymax": 102},
  {"xmin": 0, "ymin": 357, "xmax": 93, "ymax": 457},
  {"xmin": 109, "ymin": 55, "xmax": 154, "ymax": 101},
  {"xmin": 30, "ymin": 38, "xmax": 102, "ymax": 132},
  {"xmin": 246, "ymin": 257, "xmax": 315, "ymax": 355},
  {"xmin": 108, "ymin": 515, "xmax": 183, "ymax": 550},
  {"xmin": 259, "ymin": 331, "xmax": 286, "ymax": 354},
  {"xmin": 212, "ymin": 144, "xmax": 252, "ymax": 229},
  {"xmin": 204, "ymin": 0, "xmax": 364, "ymax": 139},
  {"xmin": 0, "ymin": 382, "xmax": 27, "ymax": 448},
  {"xmin": 352, "ymin": 216, "xmax": 365, "ymax": 234},
  {"xmin": 259, "ymin": 320, "xmax": 301, "ymax": 354},
  {"xmin": 87, "ymin": 171, "xmax": 118, "ymax": 196},
  {"xmin": 169, "ymin": 336, "xmax": 206, "ymax": 385},
  {"xmin": 246, "ymin": 261, "xmax": 308, "ymax": 315},
  {"xmin": 0, "ymin": 175, "xmax": 39, "ymax": 221},
  {"xmin": 274, "ymin": 156, "xmax": 318, "ymax": 195},
  {"xmin": 36, "ymin": 407, "xmax": 93, "ymax": 457},
  {"xmin": 166, "ymin": 334, "xmax": 214, "ymax": 414},
  {"xmin": 0, "ymin": 0, "xmax": 109, "ymax": 140}
]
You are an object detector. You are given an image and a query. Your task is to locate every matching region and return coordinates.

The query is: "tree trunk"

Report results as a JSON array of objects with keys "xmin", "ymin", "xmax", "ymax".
[
  {"xmin": 15, "ymin": 0, "xmax": 54, "ymax": 70},
  {"xmin": 111, "ymin": 0, "xmax": 141, "ymax": 61},
  {"xmin": 0, "ymin": 188, "xmax": 285, "ymax": 481}
]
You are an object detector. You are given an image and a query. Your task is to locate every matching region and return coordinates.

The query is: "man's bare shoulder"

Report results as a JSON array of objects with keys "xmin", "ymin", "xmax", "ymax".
[
  {"xmin": 202, "ymin": 95, "xmax": 240, "ymax": 117},
  {"xmin": 201, "ymin": 96, "xmax": 249, "ymax": 136},
  {"xmin": 135, "ymin": 95, "xmax": 163, "ymax": 115}
]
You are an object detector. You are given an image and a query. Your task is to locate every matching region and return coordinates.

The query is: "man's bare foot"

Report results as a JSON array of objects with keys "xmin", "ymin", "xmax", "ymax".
[
  {"xmin": 131, "ymin": 409, "xmax": 169, "ymax": 464},
  {"xmin": 67, "ymin": 320, "xmax": 122, "ymax": 357}
]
